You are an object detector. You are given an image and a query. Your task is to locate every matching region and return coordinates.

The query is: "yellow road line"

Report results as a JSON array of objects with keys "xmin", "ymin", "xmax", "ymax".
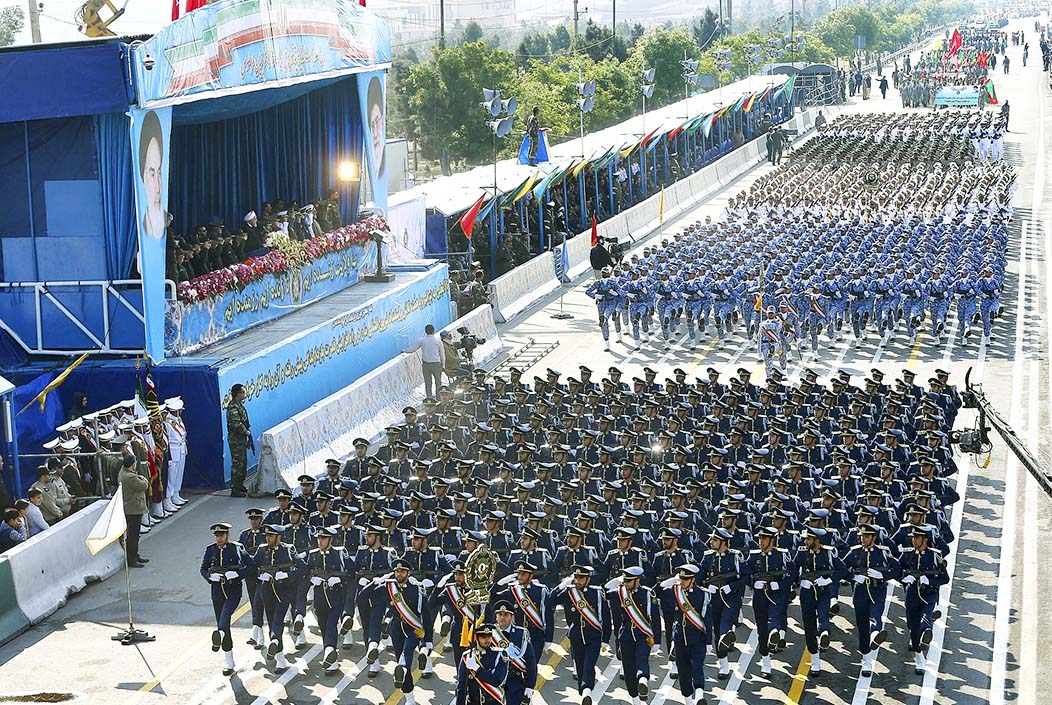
[
  {"xmin": 533, "ymin": 636, "xmax": 572, "ymax": 690},
  {"xmin": 136, "ymin": 601, "xmax": 254, "ymax": 694},
  {"xmin": 783, "ymin": 650, "xmax": 812, "ymax": 704},
  {"xmin": 684, "ymin": 338, "xmax": 721, "ymax": 375},
  {"xmin": 381, "ymin": 635, "xmax": 451, "ymax": 705},
  {"xmin": 907, "ymin": 330, "xmax": 926, "ymax": 368}
]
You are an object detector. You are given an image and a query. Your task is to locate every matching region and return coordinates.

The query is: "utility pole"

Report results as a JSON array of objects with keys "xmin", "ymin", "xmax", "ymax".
[
  {"xmin": 573, "ymin": 0, "xmax": 580, "ymax": 49},
  {"xmin": 437, "ymin": 0, "xmax": 446, "ymax": 50},
  {"xmin": 612, "ymin": 0, "xmax": 616, "ymax": 38},
  {"xmin": 27, "ymin": 0, "xmax": 41, "ymax": 43}
]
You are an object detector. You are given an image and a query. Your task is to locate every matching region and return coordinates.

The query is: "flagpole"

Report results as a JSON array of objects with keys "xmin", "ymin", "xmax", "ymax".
[{"xmin": 112, "ymin": 535, "xmax": 155, "ymax": 645}]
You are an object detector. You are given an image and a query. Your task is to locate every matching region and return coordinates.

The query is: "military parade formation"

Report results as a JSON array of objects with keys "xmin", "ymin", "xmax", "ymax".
[
  {"xmin": 584, "ymin": 111, "xmax": 1014, "ymax": 363},
  {"xmin": 201, "ymin": 361, "xmax": 960, "ymax": 704}
]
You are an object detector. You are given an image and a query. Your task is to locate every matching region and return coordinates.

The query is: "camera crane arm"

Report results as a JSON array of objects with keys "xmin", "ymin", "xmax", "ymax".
[{"xmin": 962, "ymin": 367, "xmax": 1052, "ymax": 502}]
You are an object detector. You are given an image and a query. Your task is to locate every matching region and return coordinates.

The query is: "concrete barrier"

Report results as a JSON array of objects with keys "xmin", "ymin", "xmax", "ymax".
[
  {"xmin": 489, "ymin": 251, "xmax": 561, "ymax": 323},
  {"xmin": 564, "ymin": 231, "xmax": 594, "ymax": 281},
  {"xmin": 257, "ymin": 305, "xmax": 505, "ymax": 490},
  {"xmin": 0, "ymin": 557, "xmax": 30, "ymax": 645},
  {"xmin": 5, "ymin": 500, "xmax": 125, "ymax": 628}
]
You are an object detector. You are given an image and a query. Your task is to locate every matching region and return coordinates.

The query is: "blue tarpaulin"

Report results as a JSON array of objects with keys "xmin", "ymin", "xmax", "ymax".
[{"xmin": 0, "ymin": 41, "xmax": 131, "ymax": 124}]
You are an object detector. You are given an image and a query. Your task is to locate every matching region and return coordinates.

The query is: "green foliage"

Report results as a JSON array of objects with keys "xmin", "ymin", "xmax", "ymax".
[
  {"xmin": 629, "ymin": 26, "xmax": 701, "ymax": 105},
  {"xmin": 463, "ymin": 21, "xmax": 483, "ymax": 45},
  {"xmin": 0, "ymin": 6, "xmax": 24, "ymax": 48},
  {"xmin": 403, "ymin": 42, "xmax": 516, "ymax": 164},
  {"xmin": 582, "ymin": 19, "xmax": 629, "ymax": 63}
]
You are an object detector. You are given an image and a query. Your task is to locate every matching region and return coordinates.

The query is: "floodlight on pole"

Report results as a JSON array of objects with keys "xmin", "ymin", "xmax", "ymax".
[
  {"xmin": 681, "ymin": 53, "xmax": 698, "ymax": 119},
  {"xmin": 576, "ymin": 71, "xmax": 597, "ymax": 159},
  {"xmin": 480, "ymin": 88, "xmax": 518, "ymax": 263}
]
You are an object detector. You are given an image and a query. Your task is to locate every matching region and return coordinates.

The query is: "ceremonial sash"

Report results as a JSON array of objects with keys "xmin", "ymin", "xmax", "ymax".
[
  {"xmin": 674, "ymin": 585, "xmax": 706, "ymax": 631},
  {"xmin": 568, "ymin": 587, "xmax": 603, "ymax": 631},
  {"xmin": 387, "ymin": 581, "xmax": 425, "ymax": 635},
  {"xmin": 762, "ymin": 325, "xmax": 781, "ymax": 343},
  {"xmin": 464, "ymin": 652, "xmax": 507, "ymax": 704},
  {"xmin": 810, "ymin": 298, "xmax": 827, "ymax": 319},
  {"xmin": 618, "ymin": 585, "xmax": 654, "ymax": 640},
  {"xmin": 446, "ymin": 584, "xmax": 479, "ymax": 622},
  {"xmin": 511, "ymin": 584, "xmax": 545, "ymax": 630},
  {"xmin": 493, "ymin": 626, "xmax": 528, "ymax": 672}
]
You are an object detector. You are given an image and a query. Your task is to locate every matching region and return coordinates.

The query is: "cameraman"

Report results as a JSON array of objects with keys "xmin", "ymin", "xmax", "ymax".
[
  {"xmin": 441, "ymin": 330, "xmax": 474, "ymax": 380},
  {"xmin": 452, "ymin": 326, "xmax": 486, "ymax": 369},
  {"xmin": 590, "ymin": 232, "xmax": 615, "ymax": 279}
]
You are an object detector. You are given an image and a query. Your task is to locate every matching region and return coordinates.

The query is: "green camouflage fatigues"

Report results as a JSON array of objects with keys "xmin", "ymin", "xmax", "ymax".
[{"xmin": 226, "ymin": 398, "xmax": 251, "ymax": 489}]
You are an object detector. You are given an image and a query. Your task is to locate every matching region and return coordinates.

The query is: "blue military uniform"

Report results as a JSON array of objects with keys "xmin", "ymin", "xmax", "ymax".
[
  {"xmin": 238, "ymin": 510, "xmax": 267, "ymax": 643},
  {"xmin": 306, "ymin": 527, "xmax": 353, "ymax": 669},
  {"xmin": 251, "ymin": 525, "xmax": 304, "ymax": 667},
  {"xmin": 493, "ymin": 604, "xmax": 539, "ymax": 705},
  {"xmin": 661, "ymin": 564, "xmax": 709, "ymax": 703},
  {"xmin": 455, "ymin": 624, "xmax": 509, "ymax": 705},
  {"xmin": 610, "ymin": 566, "xmax": 659, "ymax": 702},
  {"xmin": 843, "ymin": 528, "xmax": 899, "ymax": 662},
  {"xmin": 746, "ymin": 528, "xmax": 796, "ymax": 662},
  {"xmin": 200, "ymin": 523, "xmax": 252, "ymax": 670},
  {"xmin": 792, "ymin": 527, "xmax": 848, "ymax": 672}
]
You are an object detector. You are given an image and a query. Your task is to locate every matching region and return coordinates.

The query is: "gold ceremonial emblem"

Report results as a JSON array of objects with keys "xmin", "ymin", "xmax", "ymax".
[
  {"xmin": 576, "ymin": 599, "xmax": 589, "ymax": 609},
  {"xmin": 465, "ymin": 544, "xmax": 498, "ymax": 607}
]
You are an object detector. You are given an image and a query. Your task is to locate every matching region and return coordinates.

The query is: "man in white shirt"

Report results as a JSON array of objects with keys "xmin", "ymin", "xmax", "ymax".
[
  {"xmin": 407, "ymin": 324, "xmax": 446, "ymax": 398},
  {"xmin": 19, "ymin": 492, "xmax": 49, "ymax": 536}
]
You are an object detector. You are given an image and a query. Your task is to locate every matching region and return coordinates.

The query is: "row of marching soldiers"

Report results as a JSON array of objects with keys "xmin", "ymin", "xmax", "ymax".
[
  {"xmin": 199, "ymin": 363, "xmax": 958, "ymax": 703},
  {"xmin": 201, "ymin": 508, "xmax": 949, "ymax": 704}
]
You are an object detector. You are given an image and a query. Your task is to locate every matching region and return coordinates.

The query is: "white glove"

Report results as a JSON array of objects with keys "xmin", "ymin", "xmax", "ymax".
[
  {"xmin": 411, "ymin": 442, "xmax": 420, "ymax": 449},
  {"xmin": 224, "ymin": 570, "xmax": 240, "ymax": 580},
  {"xmin": 920, "ymin": 575, "xmax": 930, "ymax": 585},
  {"xmin": 275, "ymin": 570, "xmax": 289, "ymax": 581},
  {"xmin": 297, "ymin": 552, "xmax": 307, "ymax": 560},
  {"xmin": 524, "ymin": 689, "xmax": 534, "ymax": 702},
  {"xmin": 258, "ymin": 573, "xmax": 272, "ymax": 582},
  {"xmin": 816, "ymin": 577, "xmax": 833, "ymax": 587},
  {"xmin": 853, "ymin": 574, "xmax": 867, "ymax": 584},
  {"xmin": 328, "ymin": 576, "xmax": 341, "ymax": 587},
  {"xmin": 800, "ymin": 579, "xmax": 814, "ymax": 589},
  {"xmin": 660, "ymin": 576, "xmax": 679, "ymax": 589},
  {"xmin": 866, "ymin": 569, "xmax": 884, "ymax": 580},
  {"xmin": 465, "ymin": 654, "xmax": 479, "ymax": 670},
  {"xmin": 902, "ymin": 575, "xmax": 916, "ymax": 585},
  {"xmin": 310, "ymin": 576, "xmax": 324, "ymax": 586},
  {"xmin": 209, "ymin": 573, "xmax": 223, "ymax": 583},
  {"xmin": 720, "ymin": 584, "xmax": 732, "ymax": 595},
  {"xmin": 705, "ymin": 584, "xmax": 718, "ymax": 594},
  {"xmin": 422, "ymin": 579, "xmax": 435, "ymax": 589},
  {"xmin": 359, "ymin": 577, "xmax": 370, "ymax": 587},
  {"xmin": 753, "ymin": 580, "xmax": 767, "ymax": 590},
  {"xmin": 769, "ymin": 581, "xmax": 780, "ymax": 591}
]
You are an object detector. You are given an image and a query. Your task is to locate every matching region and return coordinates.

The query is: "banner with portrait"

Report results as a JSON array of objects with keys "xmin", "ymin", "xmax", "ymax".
[
  {"xmin": 129, "ymin": 106, "xmax": 173, "ymax": 362},
  {"xmin": 356, "ymin": 70, "xmax": 388, "ymax": 214}
]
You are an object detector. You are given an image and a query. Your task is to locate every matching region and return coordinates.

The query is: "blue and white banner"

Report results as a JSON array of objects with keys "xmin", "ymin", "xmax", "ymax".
[
  {"xmin": 129, "ymin": 106, "xmax": 173, "ymax": 362},
  {"xmin": 386, "ymin": 192, "xmax": 425, "ymax": 260},
  {"xmin": 356, "ymin": 69, "xmax": 388, "ymax": 213},
  {"xmin": 133, "ymin": 0, "xmax": 392, "ymax": 107}
]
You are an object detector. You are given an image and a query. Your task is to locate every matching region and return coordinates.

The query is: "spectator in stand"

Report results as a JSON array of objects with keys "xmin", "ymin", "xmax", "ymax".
[
  {"xmin": 119, "ymin": 455, "xmax": 149, "ymax": 568},
  {"xmin": 0, "ymin": 508, "xmax": 24, "ymax": 552},
  {"xmin": 0, "ymin": 456, "xmax": 12, "ymax": 511},
  {"xmin": 30, "ymin": 466, "xmax": 63, "ymax": 524},
  {"xmin": 20, "ymin": 490, "xmax": 50, "ymax": 536}
]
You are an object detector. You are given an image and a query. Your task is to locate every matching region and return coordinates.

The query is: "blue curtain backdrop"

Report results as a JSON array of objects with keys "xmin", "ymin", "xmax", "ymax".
[
  {"xmin": 168, "ymin": 77, "xmax": 363, "ymax": 233},
  {"xmin": 94, "ymin": 112, "xmax": 137, "ymax": 280}
]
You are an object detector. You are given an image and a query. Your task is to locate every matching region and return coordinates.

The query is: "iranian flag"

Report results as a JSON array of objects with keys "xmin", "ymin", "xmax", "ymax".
[{"xmin": 982, "ymin": 80, "xmax": 998, "ymax": 105}]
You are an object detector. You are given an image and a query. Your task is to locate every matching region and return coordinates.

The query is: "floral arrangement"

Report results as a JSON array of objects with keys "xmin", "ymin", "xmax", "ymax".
[{"xmin": 176, "ymin": 215, "xmax": 387, "ymax": 304}]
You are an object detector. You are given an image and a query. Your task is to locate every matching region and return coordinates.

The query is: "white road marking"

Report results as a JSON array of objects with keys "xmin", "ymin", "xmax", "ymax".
[
  {"xmin": 987, "ymin": 189, "xmax": 1029, "ymax": 705},
  {"xmin": 1020, "ymin": 360, "xmax": 1039, "ymax": 705}
]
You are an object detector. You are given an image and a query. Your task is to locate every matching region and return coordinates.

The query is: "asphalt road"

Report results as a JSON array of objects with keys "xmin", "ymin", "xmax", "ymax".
[{"xmin": 1, "ymin": 16, "xmax": 1050, "ymax": 705}]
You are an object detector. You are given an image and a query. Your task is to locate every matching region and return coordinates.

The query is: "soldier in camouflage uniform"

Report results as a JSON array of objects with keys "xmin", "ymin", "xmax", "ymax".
[{"xmin": 226, "ymin": 384, "xmax": 252, "ymax": 498}]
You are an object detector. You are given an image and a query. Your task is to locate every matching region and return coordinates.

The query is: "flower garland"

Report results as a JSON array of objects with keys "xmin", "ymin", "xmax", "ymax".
[{"xmin": 176, "ymin": 215, "xmax": 387, "ymax": 305}]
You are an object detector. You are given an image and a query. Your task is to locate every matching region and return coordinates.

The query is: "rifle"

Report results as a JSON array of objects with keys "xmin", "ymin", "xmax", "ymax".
[
  {"xmin": 798, "ymin": 569, "xmax": 834, "ymax": 583},
  {"xmin": 702, "ymin": 571, "xmax": 741, "ymax": 588},
  {"xmin": 750, "ymin": 570, "xmax": 787, "ymax": 583},
  {"xmin": 901, "ymin": 568, "xmax": 943, "ymax": 580},
  {"xmin": 256, "ymin": 562, "xmax": 296, "ymax": 580}
]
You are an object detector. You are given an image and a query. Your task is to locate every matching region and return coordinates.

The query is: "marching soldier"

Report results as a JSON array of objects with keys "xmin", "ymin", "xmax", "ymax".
[
  {"xmin": 698, "ymin": 528, "xmax": 751, "ymax": 679},
  {"xmin": 746, "ymin": 525, "xmax": 795, "ymax": 677},
  {"xmin": 387, "ymin": 558, "xmax": 429, "ymax": 704},
  {"xmin": 239, "ymin": 509, "xmax": 268, "ymax": 648},
  {"xmin": 493, "ymin": 602, "xmax": 538, "ymax": 705},
  {"xmin": 898, "ymin": 525, "xmax": 949, "ymax": 674},
  {"xmin": 306, "ymin": 526, "xmax": 353, "ymax": 671},
  {"xmin": 283, "ymin": 500, "xmax": 316, "ymax": 648},
  {"xmin": 843, "ymin": 524, "xmax": 899, "ymax": 676},
  {"xmin": 357, "ymin": 525, "xmax": 398, "ymax": 676},
  {"xmin": 251, "ymin": 523, "xmax": 302, "ymax": 673},
  {"xmin": 455, "ymin": 623, "xmax": 509, "ymax": 705},
  {"xmin": 611, "ymin": 565, "xmax": 659, "ymax": 705},
  {"xmin": 200, "ymin": 522, "xmax": 252, "ymax": 675},
  {"xmin": 663, "ymin": 564, "xmax": 708, "ymax": 705},
  {"xmin": 495, "ymin": 561, "xmax": 553, "ymax": 654},
  {"xmin": 432, "ymin": 561, "xmax": 481, "ymax": 666},
  {"xmin": 792, "ymin": 527, "xmax": 848, "ymax": 677},
  {"xmin": 556, "ymin": 566, "xmax": 610, "ymax": 705}
]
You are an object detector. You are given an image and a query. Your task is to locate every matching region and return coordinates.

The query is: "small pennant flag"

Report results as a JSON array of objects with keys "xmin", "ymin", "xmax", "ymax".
[
  {"xmin": 19, "ymin": 352, "xmax": 89, "ymax": 415},
  {"xmin": 459, "ymin": 193, "xmax": 487, "ymax": 238},
  {"xmin": 85, "ymin": 485, "xmax": 127, "ymax": 556},
  {"xmin": 659, "ymin": 188, "xmax": 665, "ymax": 224},
  {"xmin": 590, "ymin": 213, "xmax": 598, "ymax": 247}
]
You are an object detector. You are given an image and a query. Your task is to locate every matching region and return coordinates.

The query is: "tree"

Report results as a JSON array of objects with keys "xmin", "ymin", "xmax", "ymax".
[
  {"xmin": 582, "ymin": 19, "xmax": 629, "ymax": 63},
  {"xmin": 629, "ymin": 26, "xmax": 701, "ymax": 106},
  {"xmin": 0, "ymin": 6, "xmax": 24, "ymax": 48},
  {"xmin": 403, "ymin": 43, "xmax": 517, "ymax": 164},
  {"xmin": 517, "ymin": 32, "xmax": 551, "ymax": 69},
  {"xmin": 463, "ymin": 21, "xmax": 484, "ymax": 45},
  {"xmin": 814, "ymin": 13, "xmax": 860, "ymax": 58},
  {"xmin": 693, "ymin": 9, "xmax": 720, "ymax": 52}
]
